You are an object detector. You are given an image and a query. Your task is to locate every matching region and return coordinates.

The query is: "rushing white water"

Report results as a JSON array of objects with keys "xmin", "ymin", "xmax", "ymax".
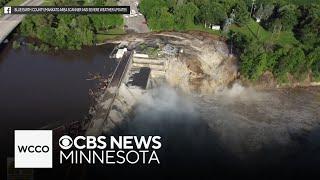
[
  {"xmin": 126, "ymin": 86, "xmax": 199, "ymax": 135},
  {"xmin": 127, "ymin": 84, "xmax": 320, "ymax": 160},
  {"xmin": 196, "ymin": 83, "xmax": 320, "ymax": 156}
]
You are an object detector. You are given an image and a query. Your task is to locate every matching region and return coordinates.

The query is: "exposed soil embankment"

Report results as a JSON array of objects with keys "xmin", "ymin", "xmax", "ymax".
[
  {"xmin": 93, "ymin": 32, "xmax": 238, "ymax": 133},
  {"xmin": 114, "ymin": 31, "xmax": 238, "ymax": 94},
  {"xmin": 93, "ymin": 32, "xmax": 320, "ymax": 163}
]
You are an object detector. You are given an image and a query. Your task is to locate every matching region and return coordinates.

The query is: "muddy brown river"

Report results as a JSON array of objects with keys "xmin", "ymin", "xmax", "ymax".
[
  {"xmin": 102, "ymin": 85, "xmax": 320, "ymax": 179},
  {"xmin": 1, "ymin": 38, "xmax": 320, "ymax": 179},
  {"xmin": 0, "ymin": 41, "xmax": 116, "ymax": 156}
]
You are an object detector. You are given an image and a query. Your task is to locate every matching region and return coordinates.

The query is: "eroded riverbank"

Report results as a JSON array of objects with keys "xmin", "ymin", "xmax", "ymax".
[
  {"xmin": 88, "ymin": 32, "xmax": 320, "ymax": 178},
  {"xmin": 89, "ymin": 84, "xmax": 320, "ymax": 179}
]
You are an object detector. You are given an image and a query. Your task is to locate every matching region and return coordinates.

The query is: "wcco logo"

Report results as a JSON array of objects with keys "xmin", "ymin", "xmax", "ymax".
[
  {"xmin": 14, "ymin": 130, "xmax": 52, "ymax": 168},
  {"xmin": 17, "ymin": 145, "xmax": 50, "ymax": 153}
]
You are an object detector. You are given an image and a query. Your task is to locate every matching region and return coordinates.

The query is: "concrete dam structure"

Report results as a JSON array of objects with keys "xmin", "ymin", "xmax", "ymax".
[{"xmin": 85, "ymin": 45, "xmax": 169, "ymax": 136}]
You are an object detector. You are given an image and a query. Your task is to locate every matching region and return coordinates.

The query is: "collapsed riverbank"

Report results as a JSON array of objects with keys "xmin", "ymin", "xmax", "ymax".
[
  {"xmin": 90, "ymin": 32, "xmax": 320, "ymax": 137},
  {"xmin": 106, "ymin": 31, "xmax": 320, "ymax": 90}
]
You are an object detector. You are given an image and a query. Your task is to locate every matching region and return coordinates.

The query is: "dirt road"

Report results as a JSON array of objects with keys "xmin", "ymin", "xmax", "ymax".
[{"xmin": 118, "ymin": 0, "xmax": 149, "ymax": 33}]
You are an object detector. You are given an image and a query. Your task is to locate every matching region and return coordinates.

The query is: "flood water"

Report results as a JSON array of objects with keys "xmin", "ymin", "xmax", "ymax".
[
  {"xmin": 91, "ymin": 85, "xmax": 320, "ymax": 179},
  {"xmin": 1, "ymin": 38, "xmax": 320, "ymax": 179},
  {"xmin": 0, "ymin": 41, "xmax": 116, "ymax": 156}
]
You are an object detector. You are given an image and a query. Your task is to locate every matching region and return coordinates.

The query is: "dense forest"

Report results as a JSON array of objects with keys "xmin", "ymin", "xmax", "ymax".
[
  {"xmin": 0, "ymin": 0, "xmax": 10, "ymax": 7},
  {"xmin": 140, "ymin": 0, "xmax": 320, "ymax": 82},
  {"xmin": 19, "ymin": 0, "xmax": 123, "ymax": 50}
]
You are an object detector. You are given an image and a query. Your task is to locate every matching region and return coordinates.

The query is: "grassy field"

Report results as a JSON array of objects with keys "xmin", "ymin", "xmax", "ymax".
[
  {"xmin": 41, "ymin": 0, "xmax": 51, "ymax": 5},
  {"xmin": 95, "ymin": 27, "xmax": 125, "ymax": 43},
  {"xmin": 185, "ymin": 24, "xmax": 222, "ymax": 36},
  {"xmin": 230, "ymin": 19, "xmax": 299, "ymax": 47}
]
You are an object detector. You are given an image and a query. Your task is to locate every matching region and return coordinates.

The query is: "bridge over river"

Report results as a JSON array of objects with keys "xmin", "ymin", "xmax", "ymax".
[{"xmin": 0, "ymin": 0, "xmax": 43, "ymax": 44}]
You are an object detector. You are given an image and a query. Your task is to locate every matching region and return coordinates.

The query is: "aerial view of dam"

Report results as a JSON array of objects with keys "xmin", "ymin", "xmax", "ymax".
[{"xmin": 0, "ymin": 0, "xmax": 319, "ymax": 179}]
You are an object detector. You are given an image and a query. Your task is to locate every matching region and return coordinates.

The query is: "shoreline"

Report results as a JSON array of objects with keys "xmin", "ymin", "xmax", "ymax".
[
  {"xmin": 7, "ymin": 30, "xmax": 320, "ymax": 91},
  {"xmin": 277, "ymin": 81, "xmax": 320, "ymax": 88},
  {"xmin": 249, "ymin": 81, "xmax": 320, "ymax": 90}
]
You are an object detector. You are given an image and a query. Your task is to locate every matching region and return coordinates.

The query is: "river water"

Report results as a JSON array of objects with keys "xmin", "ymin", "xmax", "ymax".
[
  {"xmin": 98, "ymin": 85, "xmax": 320, "ymax": 179},
  {"xmin": 0, "ymin": 41, "xmax": 116, "ymax": 156},
  {"xmin": 1, "ymin": 39, "xmax": 320, "ymax": 179}
]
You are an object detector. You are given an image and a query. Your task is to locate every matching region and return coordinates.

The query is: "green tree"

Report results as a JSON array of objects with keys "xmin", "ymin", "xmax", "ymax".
[
  {"xmin": 54, "ymin": 18, "xmax": 70, "ymax": 48},
  {"xmin": 252, "ymin": 52, "xmax": 268, "ymax": 80},
  {"xmin": 198, "ymin": 1, "xmax": 227, "ymax": 25},
  {"xmin": 148, "ymin": 7, "xmax": 174, "ymax": 30},
  {"xmin": 37, "ymin": 27, "xmax": 56, "ymax": 44},
  {"xmin": 139, "ymin": 0, "xmax": 167, "ymax": 18},
  {"xmin": 174, "ymin": 2, "xmax": 198, "ymax": 30},
  {"xmin": 91, "ymin": 15, "xmax": 108, "ymax": 31},
  {"xmin": 297, "ymin": 4, "xmax": 320, "ymax": 50},
  {"xmin": 20, "ymin": 16, "xmax": 36, "ymax": 36},
  {"xmin": 277, "ymin": 4, "xmax": 298, "ymax": 31},
  {"xmin": 238, "ymin": 39, "xmax": 264, "ymax": 79},
  {"xmin": 306, "ymin": 48, "xmax": 320, "ymax": 79},
  {"xmin": 277, "ymin": 47, "xmax": 306, "ymax": 79},
  {"xmin": 233, "ymin": 1, "xmax": 250, "ymax": 24},
  {"xmin": 254, "ymin": 4, "xmax": 274, "ymax": 22},
  {"xmin": 0, "ymin": 0, "xmax": 10, "ymax": 6},
  {"xmin": 221, "ymin": 0, "xmax": 238, "ymax": 13},
  {"xmin": 77, "ymin": 15, "xmax": 91, "ymax": 30}
]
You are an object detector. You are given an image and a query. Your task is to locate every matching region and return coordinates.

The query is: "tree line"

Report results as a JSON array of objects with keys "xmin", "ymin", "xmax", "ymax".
[
  {"xmin": 0, "ymin": 0, "xmax": 10, "ymax": 7},
  {"xmin": 140, "ymin": 0, "xmax": 320, "ymax": 82},
  {"xmin": 139, "ymin": 0, "xmax": 256, "ymax": 30},
  {"xmin": 231, "ymin": 0, "xmax": 320, "ymax": 82},
  {"xmin": 19, "ymin": 0, "xmax": 123, "ymax": 50}
]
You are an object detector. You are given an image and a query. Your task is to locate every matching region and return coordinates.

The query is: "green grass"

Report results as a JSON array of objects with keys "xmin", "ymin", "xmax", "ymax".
[
  {"xmin": 274, "ymin": 31, "xmax": 300, "ymax": 47},
  {"xmin": 95, "ymin": 27, "xmax": 125, "ymax": 43},
  {"xmin": 0, "ymin": 0, "xmax": 25, "ymax": 16},
  {"xmin": 231, "ymin": 20, "xmax": 270, "ymax": 41},
  {"xmin": 230, "ymin": 19, "xmax": 299, "ymax": 47},
  {"xmin": 148, "ymin": 23, "xmax": 223, "ymax": 36},
  {"xmin": 42, "ymin": 0, "xmax": 53, "ymax": 5},
  {"xmin": 185, "ymin": 24, "xmax": 222, "ymax": 36}
]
